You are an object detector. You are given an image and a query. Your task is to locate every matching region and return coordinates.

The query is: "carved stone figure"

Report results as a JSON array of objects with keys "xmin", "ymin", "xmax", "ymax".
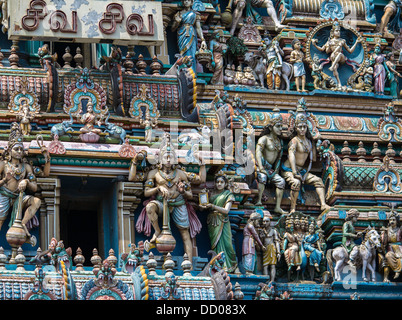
[
  {"xmin": 242, "ymin": 212, "xmax": 265, "ymax": 274},
  {"xmin": 379, "ymin": 0, "xmax": 402, "ymax": 35},
  {"xmin": 0, "ymin": 125, "xmax": 49, "ymax": 246},
  {"xmin": 385, "ymin": 52, "xmax": 401, "ymax": 98},
  {"xmin": 370, "ymin": 44, "xmax": 388, "ymax": 95},
  {"xmin": 79, "ymin": 102, "xmax": 102, "ymax": 143},
  {"xmin": 311, "ymin": 21, "xmax": 361, "ymax": 88},
  {"xmin": 171, "ymin": 0, "xmax": 207, "ymax": 73},
  {"xmin": 16, "ymin": 102, "xmax": 34, "ymax": 136},
  {"xmin": 379, "ymin": 211, "xmax": 402, "ymax": 282},
  {"xmin": 230, "ymin": 0, "xmax": 285, "ymax": 35},
  {"xmin": 200, "ymin": 171, "xmax": 238, "ymax": 273},
  {"xmin": 281, "ymin": 101, "xmax": 330, "ymax": 213},
  {"xmin": 51, "ymin": 111, "xmax": 75, "ymax": 139},
  {"xmin": 130, "ymin": 133, "xmax": 206, "ymax": 261},
  {"xmin": 140, "ymin": 114, "xmax": 157, "ymax": 144},
  {"xmin": 104, "ymin": 113, "xmax": 127, "ymax": 144},
  {"xmin": 260, "ymin": 37, "xmax": 293, "ymax": 90},
  {"xmin": 209, "ymin": 30, "xmax": 227, "ymax": 85},
  {"xmin": 260, "ymin": 216, "xmax": 280, "ymax": 281},
  {"xmin": 289, "ymin": 39, "xmax": 307, "ymax": 92},
  {"xmin": 255, "ymin": 108, "xmax": 286, "ymax": 214},
  {"xmin": 301, "ymin": 223, "xmax": 324, "ymax": 280},
  {"xmin": 281, "ymin": 216, "xmax": 301, "ymax": 281},
  {"xmin": 310, "ymin": 54, "xmax": 336, "ymax": 90}
]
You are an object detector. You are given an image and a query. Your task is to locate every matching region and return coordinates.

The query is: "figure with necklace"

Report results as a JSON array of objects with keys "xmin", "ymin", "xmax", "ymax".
[
  {"xmin": 379, "ymin": 210, "xmax": 402, "ymax": 282},
  {"xmin": 0, "ymin": 124, "xmax": 50, "ymax": 245},
  {"xmin": 255, "ymin": 108, "xmax": 286, "ymax": 214},
  {"xmin": 130, "ymin": 133, "xmax": 206, "ymax": 262},
  {"xmin": 200, "ymin": 171, "xmax": 239, "ymax": 273},
  {"xmin": 281, "ymin": 103, "xmax": 330, "ymax": 213}
]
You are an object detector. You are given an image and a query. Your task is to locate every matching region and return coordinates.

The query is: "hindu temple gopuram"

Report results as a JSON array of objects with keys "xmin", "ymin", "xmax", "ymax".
[{"xmin": 0, "ymin": 0, "xmax": 401, "ymax": 302}]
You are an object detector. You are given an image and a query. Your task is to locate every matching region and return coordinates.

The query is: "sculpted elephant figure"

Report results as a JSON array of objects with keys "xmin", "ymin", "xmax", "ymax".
[
  {"xmin": 50, "ymin": 112, "xmax": 75, "ymax": 138},
  {"xmin": 104, "ymin": 113, "xmax": 127, "ymax": 144}
]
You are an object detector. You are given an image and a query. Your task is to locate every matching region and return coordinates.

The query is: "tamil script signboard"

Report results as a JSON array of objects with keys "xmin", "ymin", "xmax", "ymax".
[{"xmin": 8, "ymin": 0, "xmax": 164, "ymax": 45}]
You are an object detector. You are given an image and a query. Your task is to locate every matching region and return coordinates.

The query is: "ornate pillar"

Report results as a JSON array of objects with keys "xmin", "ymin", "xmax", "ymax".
[
  {"xmin": 36, "ymin": 178, "xmax": 61, "ymax": 249},
  {"xmin": 117, "ymin": 182, "xmax": 143, "ymax": 254}
]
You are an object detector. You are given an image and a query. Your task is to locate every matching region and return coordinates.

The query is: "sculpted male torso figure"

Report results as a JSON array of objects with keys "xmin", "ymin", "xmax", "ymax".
[
  {"xmin": 255, "ymin": 110, "xmax": 286, "ymax": 213},
  {"xmin": 281, "ymin": 109, "xmax": 330, "ymax": 213}
]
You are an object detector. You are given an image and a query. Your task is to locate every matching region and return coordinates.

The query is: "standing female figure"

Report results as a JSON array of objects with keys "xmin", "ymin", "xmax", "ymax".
[
  {"xmin": 171, "ymin": 0, "xmax": 207, "ymax": 73},
  {"xmin": 201, "ymin": 173, "xmax": 238, "ymax": 273}
]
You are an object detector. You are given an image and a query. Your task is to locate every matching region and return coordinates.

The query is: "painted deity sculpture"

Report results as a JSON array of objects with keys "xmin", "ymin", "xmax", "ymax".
[
  {"xmin": 242, "ymin": 212, "xmax": 265, "ymax": 274},
  {"xmin": 281, "ymin": 216, "xmax": 301, "ymax": 281},
  {"xmin": 385, "ymin": 52, "xmax": 401, "ymax": 98},
  {"xmin": 310, "ymin": 54, "xmax": 336, "ymax": 90},
  {"xmin": 281, "ymin": 103, "xmax": 330, "ymax": 213},
  {"xmin": 301, "ymin": 223, "xmax": 324, "ymax": 279},
  {"xmin": 255, "ymin": 108, "xmax": 286, "ymax": 214},
  {"xmin": 311, "ymin": 21, "xmax": 361, "ymax": 88},
  {"xmin": 263, "ymin": 38, "xmax": 284, "ymax": 90},
  {"xmin": 326, "ymin": 209, "xmax": 363, "ymax": 281},
  {"xmin": 379, "ymin": 0, "xmax": 402, "ymax": 35},
  {"xmin": 289, "ymin": 39, "xmax": 307, "ymax": 92},
  {"xmin": 0, "ymin": 124, "xmax": 49, "ymax": 245},
  {"xmin": 171, "ymin": 0, "xmax": 207, "ymax": 73},
  {"xmin": 230, "ymin": 0, "xmax": 285, "ymax": 35},
  {"xmin": 342, "ymin": 208, "xmax": 363, "ymax": 266},
  {"xmin": 200, "ymin": 171, "xmax": 238, "ymax": 273},
  {"xmin": 370, "ymin": 44, "xmax": 389, "ymax": 95},
  {"xmin": 260, "ymin": 216, "xmax": 281, "ymax": 281},
  {"xmin": 16, "ymin": 102, "xmax": 34, "ymax": 136},
  {"xmin": 379, "ymin": 211, "xmax": 402, "ymax": 282},
  {"xmin": 209, "ymin": 30, "xmax": 227, "ymax": 85},
  {"xmin": 79, "ymin": 102, "xmax": 102, "ymax": 135},
  {"xmin": 140, "ymin": 114, "xmax": 157, "ymax": 144},
  {"xmin": 130, "ymin": 133, "xmax": 206, "ymax": 262}
]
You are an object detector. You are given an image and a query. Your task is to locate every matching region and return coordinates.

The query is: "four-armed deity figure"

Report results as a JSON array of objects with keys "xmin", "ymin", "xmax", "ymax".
[
  {"xmin": 130, "ymin": 133, "xmax": 205, "ymax": 262},
  {"xmin": 311, "ymin": 21, "xmax": 361, "ymax": 88},
  {"xmin": 0, "ymin": 124, "xmax": 50, "ymax": 245}
]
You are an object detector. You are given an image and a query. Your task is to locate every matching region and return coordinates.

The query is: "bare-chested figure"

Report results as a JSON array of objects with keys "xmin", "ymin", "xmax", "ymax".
[
  {"xmin": 0, "ymin": 124, "xmax": 49, "ymax": 245},
  {"xmin": 230, "ymin": 0, "xmax": 285, "ymax": 35},
  {"xmin": 281, "ymin": 109, "xmax": 330, "ymax": 213},
  {"xmin": 129, "ymin": 133, "xmax": 205, "ymax": 261},
  {"xmin": 255, "ymin": 108, "xmax": 286, "ymax": 214},
  {"xmin": 311, "ymin": 21, "xmax": 361, "ymax": 88}
]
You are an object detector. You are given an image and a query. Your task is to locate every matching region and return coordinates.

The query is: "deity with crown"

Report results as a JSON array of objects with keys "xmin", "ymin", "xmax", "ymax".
[
  {"xmin": 281, "ymin": 100, "xmax": 330, "ymax": 213},
  {"xmin": 141, "ymin": 132, "xmax": 206, "ymax": 261}
]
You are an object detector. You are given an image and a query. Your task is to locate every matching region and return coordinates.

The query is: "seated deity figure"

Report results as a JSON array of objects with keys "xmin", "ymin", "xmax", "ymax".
[
  {"xmin": 129, "ymin": 133, "xmax": 206, "ymax": 262},
  {"xmin": 0, "ymin": 124, "xmax": 50, "ymax": 245},
  {"xmin": 379, "ymin": 211, "xmax": 402, "ymax": 282},
  {"xmin": 255, "ymin": 108, "xmax": 286, "ymax": 214},
  {"xmin": 281, "ymin": 103, "xmax": 330, "ymax": 213},
  {"xmin": 79, "ymin": 102, "xmax": 102, "ymax": 134},
  {"xmin": 311, "ymin": 21, "xmax": 361, "ymax": 88}
]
